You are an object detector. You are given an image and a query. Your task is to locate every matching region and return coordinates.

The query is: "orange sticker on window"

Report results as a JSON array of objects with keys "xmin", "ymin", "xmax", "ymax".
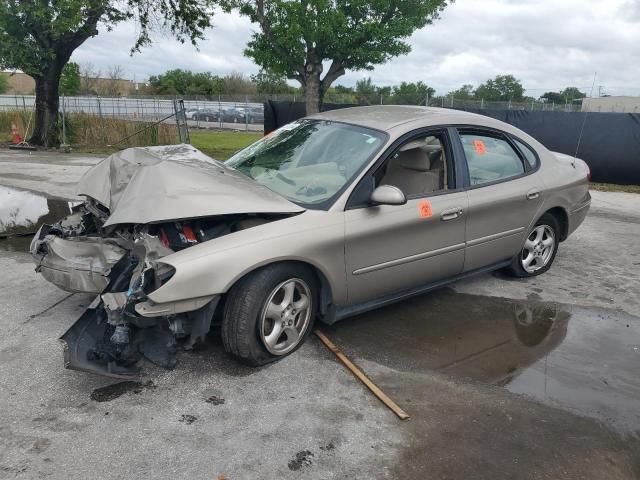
[
  {"xmin": 474, "ymin": 139, "xmax": 487, "ymax": 155},
  {"xmin": 419, "ymin": 200, "xmax": 433, "ymax": 218}
]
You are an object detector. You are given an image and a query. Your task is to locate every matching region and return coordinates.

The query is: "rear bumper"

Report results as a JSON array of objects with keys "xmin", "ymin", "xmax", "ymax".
[{"xmin": 567, "ymin": 194, "xmax": 591, "ymax": 238}]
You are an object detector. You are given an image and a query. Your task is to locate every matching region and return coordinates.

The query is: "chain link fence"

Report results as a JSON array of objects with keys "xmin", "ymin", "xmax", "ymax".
[
  {"xmin": 0, "ymin": 92, "xmax": 588, "ymax": 123},
  {"xmin": 0, "ymin": 94, "xmax": 265, "ymax": 131},
  {"xmin": 0, "ymin": 91, "xmax": 612, "ymax": 149}
]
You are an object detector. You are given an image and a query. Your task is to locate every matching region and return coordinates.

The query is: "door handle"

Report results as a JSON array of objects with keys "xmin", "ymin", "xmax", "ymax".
[
  {"xmin": 527, "ymin": 190, "xmax": 540, "ymax": 200},
  {"xmin": 440, "ymin": 207, "xmax": 463, "ymax": 221}
]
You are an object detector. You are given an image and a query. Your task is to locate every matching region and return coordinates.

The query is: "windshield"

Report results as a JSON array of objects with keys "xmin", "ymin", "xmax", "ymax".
[{"xmin": 225, "ymin": 120, "xmax": 386, "ymax": 208}]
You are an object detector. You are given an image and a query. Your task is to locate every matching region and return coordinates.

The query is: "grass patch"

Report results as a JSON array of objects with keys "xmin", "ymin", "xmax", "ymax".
[
  {"xmin": 590, "ymin": 183, "xmax": 640, "ymax": 194},
  {"xmin": 189, "ymin": 130, "xmax": 262, "ymax": 160}
]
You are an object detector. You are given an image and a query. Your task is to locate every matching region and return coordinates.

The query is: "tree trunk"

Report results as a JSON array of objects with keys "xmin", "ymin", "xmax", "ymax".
[
  {"xmin": 29, "ymin": 62, "xmax": 64, "ymax": 147},
  {"xmin": 303, "ymin": 63, "xmax": 323, "ymax": 115}
]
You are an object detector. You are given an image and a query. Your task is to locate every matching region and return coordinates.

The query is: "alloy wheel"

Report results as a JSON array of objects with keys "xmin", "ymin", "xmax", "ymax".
[
  {"xmin": 521, "ymin": 225, "xmax": 556, "ymax": 273},
  {"xmin": 259, "ymin": 278, "xmax": 312, "ymax": 356}
]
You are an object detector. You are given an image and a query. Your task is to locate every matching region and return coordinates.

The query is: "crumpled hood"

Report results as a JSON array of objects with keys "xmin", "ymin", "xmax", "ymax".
[{"xmin": 77, "ymin": 144, "xmax": 304, "ymax": 227}]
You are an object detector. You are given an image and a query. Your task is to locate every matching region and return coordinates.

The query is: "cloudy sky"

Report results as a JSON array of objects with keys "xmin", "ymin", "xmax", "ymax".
[{"xmin": 72, "ymin": 0, "xmax": 640, "ymax": 96}]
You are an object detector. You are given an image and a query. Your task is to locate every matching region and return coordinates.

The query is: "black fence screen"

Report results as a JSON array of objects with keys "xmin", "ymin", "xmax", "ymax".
[{"xmin": 264, "ymin": 101, "xmax": 640, "ymax": 185}]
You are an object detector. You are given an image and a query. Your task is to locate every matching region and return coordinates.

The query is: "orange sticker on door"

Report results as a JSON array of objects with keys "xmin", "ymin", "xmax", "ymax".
[
  {"xmin": 473, "ymin": 139, "xmax": 487, "ymax": 155},
  {"xmin": 419, "ymin": 200, "xmax": 433, "ymax": 218}
]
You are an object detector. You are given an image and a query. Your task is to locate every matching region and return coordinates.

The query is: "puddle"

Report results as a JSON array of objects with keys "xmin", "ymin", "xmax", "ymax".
[
  {"xmin": 0, "ymin": 185, "xmax": 72, "ymax": 253},
  {"xmin": 327, "ymin": 288, "xmax": 640, "ymax": 435}
]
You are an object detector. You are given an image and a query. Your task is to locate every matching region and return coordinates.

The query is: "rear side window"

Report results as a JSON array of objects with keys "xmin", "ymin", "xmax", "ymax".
[
  {"xmin": 512, "ymin": 138, "xmax": 538, "ymax": 169},
  {"xmin": 459, "ymin": 132, "xmax": 525, "ymax": 186}
]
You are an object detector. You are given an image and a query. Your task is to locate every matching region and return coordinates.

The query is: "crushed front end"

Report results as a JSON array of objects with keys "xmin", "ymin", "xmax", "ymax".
[
  {"xmin": 29, "ymin": 144, "xmax": 304, "ymax": 377},
  {"xmin": 30, "ymin": 202, "xmax": 240, "ymax": 377}
]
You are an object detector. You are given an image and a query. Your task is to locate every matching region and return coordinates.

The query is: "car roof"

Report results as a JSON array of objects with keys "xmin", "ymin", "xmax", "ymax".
[{"xmin": 308, "ymin": 105, "xmax": 504, "ymax": 133}]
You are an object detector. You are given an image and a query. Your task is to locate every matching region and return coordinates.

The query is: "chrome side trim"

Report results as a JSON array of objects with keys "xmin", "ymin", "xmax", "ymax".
[
  {"xmin": 353, "ymin": 242, "xmax": 465, "ymax": 276},
  {"xmin": 332, "ymin": 259, "xmax": 512, "ymax": 323},
  {"xmin": 466, "ymin": 227, "xmax": 525, "ymax": 247}
]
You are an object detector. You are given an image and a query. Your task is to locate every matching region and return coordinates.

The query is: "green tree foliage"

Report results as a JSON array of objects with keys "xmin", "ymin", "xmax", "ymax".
[
  {"xmin": 474, "ymin": 74, "xmax": 525, "ymax": 102},
  {"xmin": 355, "ymin": 77, "xmax": 378, "ymax": 104},
  {"xmin": 251, "ymin": 70, "xmax": 294, "ymax": 95},
  {"xmin": 391, "ymin": 81, "xmax": 435, "ymax": 105},
  {"xmin": 0, "ymin": 0, "xmax": 216, "ymax": 146},
  {"xmin": 560, "ymin": 87, "xmax": 586, "ymax": 102},
  {"xmin": 541, "ymin": 87, "xmax": 586, "ymax": 105},
  {"xmin": 333, "ymin": 85, "xmax": 355, "ymax": 94},
  {"xmin": 377, "ymin": 85, "xmax": 392, "ymax": 99},
  {"xmin": 148, "ymin": 69, "xmax": 225, "ymax": 96},
  {"xmin": 59, "ymin": 62, "xmax": 81, "ymax": 96},
  {"xmin": 222, "ymin": 0, "xmax": 450, "ymax": 114},
  {"xmin": 447, "ymin": 84, "xmax": 474, "ymax": 100},
  {"xmin": 0, "ymin": 74, "xmax": 8, "ymax": 94},
  {"xmin": 221, "ymin": 72, "xmax": 257, "ymax": 95},
  {"xmin": 540, "ymin": 91, "xmax": 563, "ymax": 104}
]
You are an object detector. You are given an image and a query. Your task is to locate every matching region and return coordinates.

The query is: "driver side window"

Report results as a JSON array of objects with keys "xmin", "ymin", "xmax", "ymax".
[{"xmin": 376, "ymin": 134, "xmax": 449, "ymax": 198}]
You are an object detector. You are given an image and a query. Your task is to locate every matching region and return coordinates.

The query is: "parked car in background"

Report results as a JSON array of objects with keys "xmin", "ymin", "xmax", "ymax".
[
  {"xmin": 185, "ymin": 107, "xmax": 201, "ymax": 120},
  {"xmin": 193, "ymin": 108, "xmax": 220, "ymax": 122},
  {"xmin": 221, "ymin": 107, "xmax": 247, "ymax": 123},
  {"xmin": 30, "ymin": 106, "xmax": 590, "ymax": 377},
  {"xmin": 247, "ymin": 107, "xmax": 264, "ymax": 125}
]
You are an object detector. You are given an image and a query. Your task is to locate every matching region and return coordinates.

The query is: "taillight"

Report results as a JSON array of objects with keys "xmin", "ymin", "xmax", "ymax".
[{"xmin": 587, "ymin": 166, "xmax": 592, "ymax": 182}]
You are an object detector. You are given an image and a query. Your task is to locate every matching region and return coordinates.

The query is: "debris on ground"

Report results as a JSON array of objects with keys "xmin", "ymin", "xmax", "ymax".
[
  {"xmin": 90, "ymin": 380, "xmax": 156, "ymax": 402},
  {"xmin": 179, "ymin": 414, "xmax": 197, "ymax": 424},
  {"xmin": 206, "ymin": 395, "xmax": 225, "ymax": 405},
  {"xmin": 287, "ymin": 450, "xmax": 314, "ymax": 471},
  {"xmin": 315, "ymin": 330, "xmax": 410, "ymax": 420}
]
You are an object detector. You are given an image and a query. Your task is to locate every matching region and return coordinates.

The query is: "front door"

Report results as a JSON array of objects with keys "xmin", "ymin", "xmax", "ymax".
[{"xmin": 344, "ymin": 130, "xmax": 468, "ymax": 305}]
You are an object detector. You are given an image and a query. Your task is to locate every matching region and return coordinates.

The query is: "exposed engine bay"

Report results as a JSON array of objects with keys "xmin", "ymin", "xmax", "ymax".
[{"xmin": 29, "ymin": 144, "xmax": 303, "ymax": 377}]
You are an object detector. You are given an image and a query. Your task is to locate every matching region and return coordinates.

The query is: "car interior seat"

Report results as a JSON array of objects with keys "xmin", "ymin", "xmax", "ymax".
[{"xmin": 380, "ymin": 147, "xmax": 442, "ymax": 196}]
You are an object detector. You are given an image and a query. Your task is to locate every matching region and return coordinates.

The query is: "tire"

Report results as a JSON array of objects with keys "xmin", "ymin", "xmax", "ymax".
[
  {"xmin": 507, "ymin": 213, "xmax": 560, "ymax": 278},
  {"xmin": 221, "ymin": 263, "xmax": 318, "ymax": 366}
]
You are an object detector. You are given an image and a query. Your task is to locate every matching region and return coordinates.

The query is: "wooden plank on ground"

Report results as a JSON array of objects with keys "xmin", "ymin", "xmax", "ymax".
[{"xmin": 314, "ymin": 329, "xmax": 410, "ymax": 420}]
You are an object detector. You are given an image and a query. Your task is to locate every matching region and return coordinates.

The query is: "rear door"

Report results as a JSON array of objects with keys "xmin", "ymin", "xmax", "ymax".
[
  {"xmin": 455, "ymin": 128, "xmax": 544, "ymax": 272},
  {"xmin": 344, "ymin": 128, "xmax": 468, "ymax": 305}
]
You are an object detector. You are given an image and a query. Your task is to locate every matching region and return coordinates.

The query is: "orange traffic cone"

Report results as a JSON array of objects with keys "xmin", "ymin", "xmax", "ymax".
[{"xmin": 11, "ymin": 123, "xmax": 23, "ymax": 144}]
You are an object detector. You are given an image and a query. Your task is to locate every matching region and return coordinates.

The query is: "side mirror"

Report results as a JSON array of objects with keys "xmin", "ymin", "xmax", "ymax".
[{"xmin": 370, "ymin": 185, "xmax": 407, "ymax": 206}]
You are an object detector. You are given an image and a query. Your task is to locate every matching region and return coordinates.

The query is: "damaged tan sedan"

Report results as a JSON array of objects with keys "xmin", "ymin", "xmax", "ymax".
[{"xmin": 31, "ymin": 106, "xmax": 591, "ymax": 377}]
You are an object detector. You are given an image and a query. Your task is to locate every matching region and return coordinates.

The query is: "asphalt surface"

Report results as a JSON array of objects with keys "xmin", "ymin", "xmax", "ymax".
[{"xmin": 0, "ymin": 150, "xmax": 639, "ymax": 479}]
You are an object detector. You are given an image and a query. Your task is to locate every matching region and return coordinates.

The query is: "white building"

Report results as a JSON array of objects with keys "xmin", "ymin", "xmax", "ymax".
[{"xmin": 581, "ymin": 96, "xmax": 640, "ymax": 113}]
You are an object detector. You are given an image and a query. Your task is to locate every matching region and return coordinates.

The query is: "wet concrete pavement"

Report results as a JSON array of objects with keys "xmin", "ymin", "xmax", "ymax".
[
  {"xmin": 0, "ymin": 149, "xmax": 102, "ymax": 200},
  {"xmin": 327, "ymin": 289, "xmax": 640, "ymax": 436},
  {"xmin": 0, "ymin": 150, "xmax": 639, "ymax": 479}
]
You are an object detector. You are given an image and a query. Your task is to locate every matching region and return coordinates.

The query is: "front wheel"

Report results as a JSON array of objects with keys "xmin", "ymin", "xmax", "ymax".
[
  {"xmin": 221, "ymin": 263, "xmax": 317, "ymax": 366},
  {"xmin": 507, "ymin": 213, "xmax": 560, "ymax": 278}
]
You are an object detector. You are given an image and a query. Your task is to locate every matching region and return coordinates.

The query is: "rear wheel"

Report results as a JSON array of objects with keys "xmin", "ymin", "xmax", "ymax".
[
  {"xmin": 221, "ymin": 263, "xmax": 317, "ymax": 366},
  {"xmin": 507, "ymin": 213, "xmax": 559, "ymax": 278}
]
